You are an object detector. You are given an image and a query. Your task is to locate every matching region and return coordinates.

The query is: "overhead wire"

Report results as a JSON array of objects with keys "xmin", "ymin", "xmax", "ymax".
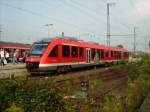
[
  {"xmin": 59, "ymin": 0, "xmax": 105, "ymax": 26},
  {"xmin": 61, "ymin": 0, "xmax": 131, "ymax": 39},
  {"xmin": 129, "ymin": 0, "xmax": 150, "ymax": 33},
  {"xmin": 129, "ymin": 0, "xmax": 150, "ymax": 52},
  {"xmin": 39, "ymin": 0, "xmax": 100, "ymax": 32},
  {"xmin": 40, "ymin": 0, "xmax": 108, "ymax": 33},
  {"xmin": 97, "ymin": 0, "xmax": 132, "ymax": 30},
  {"xmin": 40, "ymin": 0, "xmax": 132, "ymax": 35},
  {"xmin": 0, "ymin": 1, "xmax": 89, "ymax": 32},
  {"xmin": 40, "ymin": 0, "xmax": 108, "ymax": 37},
  {"xmin": 69, "ymin": 0, "xmax": 106, "ymax": 22},
  {"xmin": 1, "ymin": 0, "xmax": 145, "ymax": 46}
]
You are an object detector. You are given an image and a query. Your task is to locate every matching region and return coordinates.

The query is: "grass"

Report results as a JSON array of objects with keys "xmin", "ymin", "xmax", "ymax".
[
  {"xmin": 101, "ymin": 54, "xmax": 150, "ymax": 112},
  {"xmin": 1, "ymin": 54, "xmax": 150, "ymax": 111}
]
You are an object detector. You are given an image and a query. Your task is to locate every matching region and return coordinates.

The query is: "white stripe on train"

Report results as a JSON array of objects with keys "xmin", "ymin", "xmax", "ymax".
[{"xmin": 39, "ymin": 59, "xmax": 126, "ymax": 67}]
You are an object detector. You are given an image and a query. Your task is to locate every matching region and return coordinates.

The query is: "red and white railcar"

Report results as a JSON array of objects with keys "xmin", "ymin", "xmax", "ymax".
[
  {"xmin": 0, "ymin": 42, "xmax": 31, "ymax": 62},
  {"xmin": 26, "ymin": 37, "xmax": 129, "ymax": 73}
]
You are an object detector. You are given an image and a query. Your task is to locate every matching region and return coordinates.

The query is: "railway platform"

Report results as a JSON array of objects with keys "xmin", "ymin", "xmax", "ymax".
[
  {"xmin": 0, "ymin": 63, "xmax": 26, "ymax": 70},
  {"xmin": 0, "ymin": 63, "xmax": 27, "ymax": 79}
]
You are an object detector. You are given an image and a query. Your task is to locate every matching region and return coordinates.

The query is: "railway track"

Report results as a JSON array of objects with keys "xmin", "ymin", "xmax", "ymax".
[
  {"xmin": 1, "ymin": 67, "xmax": 25, "ymax": 70},
  {"xmin": 91, "ymin": 77, "xmax": 127, "ymax": 107},
  {"xmin": 27, "ymin": 65, "xmax": 128, "ymax": 89},
  {"xmin": 53, "ymin": 68, "xmax": 128, "ymax": 87},
  {"xmin": 51, "ymin": 67, "xmax": 128, "ymax": 109}
]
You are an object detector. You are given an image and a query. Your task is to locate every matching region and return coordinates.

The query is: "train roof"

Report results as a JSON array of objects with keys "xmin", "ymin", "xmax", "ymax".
[
  {"xmin": 56, "ymin": 37, "xmax": 128, "ymax": 52},
  {"xmin": 34, "ymin": 38, "xmax": 54, "ymax": 44},
  {"xmin": 0, "ymin": 41, "xmax": 31, "ymax": 50},
  {"xmin": 36, "ymin": 37, "xmax": 128, "ymax": 52}
]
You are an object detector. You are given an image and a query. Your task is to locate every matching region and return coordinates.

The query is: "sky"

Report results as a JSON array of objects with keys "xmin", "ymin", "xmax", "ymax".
[{"xmin": 0, "ymin": 0, "xmax": 150, "ymax": 52}]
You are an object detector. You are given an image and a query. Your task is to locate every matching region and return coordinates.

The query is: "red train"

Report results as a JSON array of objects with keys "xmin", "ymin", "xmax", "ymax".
[
  {"xmin": 26, "ymin": 37, "xmax": 129, "ymax": 73},
  {"xmin": 0, "ymin": 42, "xmax": 31, "ymax": 62}
]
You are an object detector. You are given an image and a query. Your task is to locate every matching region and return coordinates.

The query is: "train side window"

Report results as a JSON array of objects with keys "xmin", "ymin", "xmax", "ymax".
[
  {"xmin": 116, "ymin": 52, "xmax": 118, "ymax": 58},
  {"xmin": 79, "ymin": 47, "xmax": 83, "ymax": 57},
  {"xmin": 115, "ymin": 52, "xmax": 117, "ymax": 58},
  {"xmin": 101, "ymin": 50, "xmax": 104, "ymax": 59},
  {"xmin": 62, "ymin": 45, "xmax": 70, "ymax": 57},
  {"xmin": 117, "ymin": 52, "xmax": 119, "ymax": 58},
  {"xmin": 72, "ymin": 46, "xmax": 78, "ymax": 57},
  {"xmin": 111, "ymin": 51, "xmax": 113, "ymax": 57},
  {"xmin": 118, "ymin": 52, "xmax": 120, "ymax": 58},
  {"xmin": 97, "ymin": 49, "xmax": 100, "ymax": 58},
  {"xmin": 49, "ymin": 45, "xmax": 58, "ymax": 57},
  {"xmin": 105, "ymin": 50, "xmax": 109, "ymax": 57},
  {"xmin": 114, "ymin": 52, "xmax": 116, "ymax": 58},
  {"xmin": 113, "ymin": 52, "xmax": 115, "ymax": 58},
  {"xmin": 124, "ymin": 52, "xmax": 128, "ymax": 58},
  {"xmin": 120, "ymin": 52, "xmax": 122, "ymax": 58},
  {"xmin": 92, "ymin": 48, "xmax": 96, "ymax": 59},
  {"xmin": 126, "ymin": 52, "xmax": 128, "ymax": 58}
]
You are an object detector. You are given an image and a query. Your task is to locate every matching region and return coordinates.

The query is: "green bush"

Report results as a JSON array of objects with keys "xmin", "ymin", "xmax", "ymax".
[
  {"xmin": 6, "ymin": 102, "xmax": 23, "ymax": 112},
  {"xmin": 0, "ymin": 78, "xmax": 67, "ymax": 112},
  {"xmin": 102, "ymin": 95, "xmax": 124, "ymax": 112},
  {"xmin": 102, "ymin": 53, "xmax": 150, "ymax": 112}
]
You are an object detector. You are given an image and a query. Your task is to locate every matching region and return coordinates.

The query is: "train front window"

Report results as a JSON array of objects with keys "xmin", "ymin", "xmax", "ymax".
[{"xmin": 30, "ymin": 44, "xmax": 48, "ymax": 57}]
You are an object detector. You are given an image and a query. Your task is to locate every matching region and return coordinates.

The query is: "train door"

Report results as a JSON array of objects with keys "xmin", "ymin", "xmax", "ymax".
[{"xmin": 86, "ymin": 48, "xmax": 90, "ymax": 63}]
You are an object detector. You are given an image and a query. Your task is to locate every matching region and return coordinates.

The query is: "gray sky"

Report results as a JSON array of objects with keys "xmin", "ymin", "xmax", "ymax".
[{"xmin": 0, "ymin": 0, "xmax": 150, "ymax": 52}]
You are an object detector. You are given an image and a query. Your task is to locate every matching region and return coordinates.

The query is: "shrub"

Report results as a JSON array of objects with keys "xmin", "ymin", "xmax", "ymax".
[
  {"xmin": 102, "ymin": 53, "xmax": 150, "ymax": 112},
  {"xmin": 6, "ymin": 102, "xmax": 23, "ymax": 112},
  {"xmin": 0, "ymin": 78, "xmax": 67, "ymax": 112}
]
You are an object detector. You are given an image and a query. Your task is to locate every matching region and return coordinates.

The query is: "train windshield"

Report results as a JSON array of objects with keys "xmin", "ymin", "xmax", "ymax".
[{"xmin": 30, "ymin": 43, "xmax": 48, "ymax": 57}]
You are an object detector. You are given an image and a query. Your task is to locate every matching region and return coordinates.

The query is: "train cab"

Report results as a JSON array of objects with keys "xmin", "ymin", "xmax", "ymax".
[{"xmin": 26, "ymin": 39, "xmax": 51, "ymax": 72}]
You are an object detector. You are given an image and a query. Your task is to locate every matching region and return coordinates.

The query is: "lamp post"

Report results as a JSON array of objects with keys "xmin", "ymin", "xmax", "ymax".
[
  {"xmin": 0, "ymin": 30, "xmax": 2, "ymax": 41},
  {"xmin": 45, "ymin": 24, "xmax": 53, "ymax": 37},
  {"xmin": 148, "ymin": 41, "xmax": 150, "ymax": 53},
  {"xmin": 0, "ymin": 25, "xmax": 2, "ymax": 41},
  {"xmin": 133, "ymin": 27, "xmax": 138, "ymax": 53}
]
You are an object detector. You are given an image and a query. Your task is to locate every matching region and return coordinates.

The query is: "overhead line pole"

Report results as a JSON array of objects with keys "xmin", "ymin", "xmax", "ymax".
[
  {"xmin": 133, "ymin": 27, "xmax": 137, "ymax": 53},
  {"xmin": 106, "ymin": 3, "xmax": 115, "ymax": 46},
  {"xmin": 149, "ymin": 40, "xmax": 150, "ymax": 53},
  {"xmin": 107, "ymin": 3, "xmax": 110, "ymax": 46}
]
